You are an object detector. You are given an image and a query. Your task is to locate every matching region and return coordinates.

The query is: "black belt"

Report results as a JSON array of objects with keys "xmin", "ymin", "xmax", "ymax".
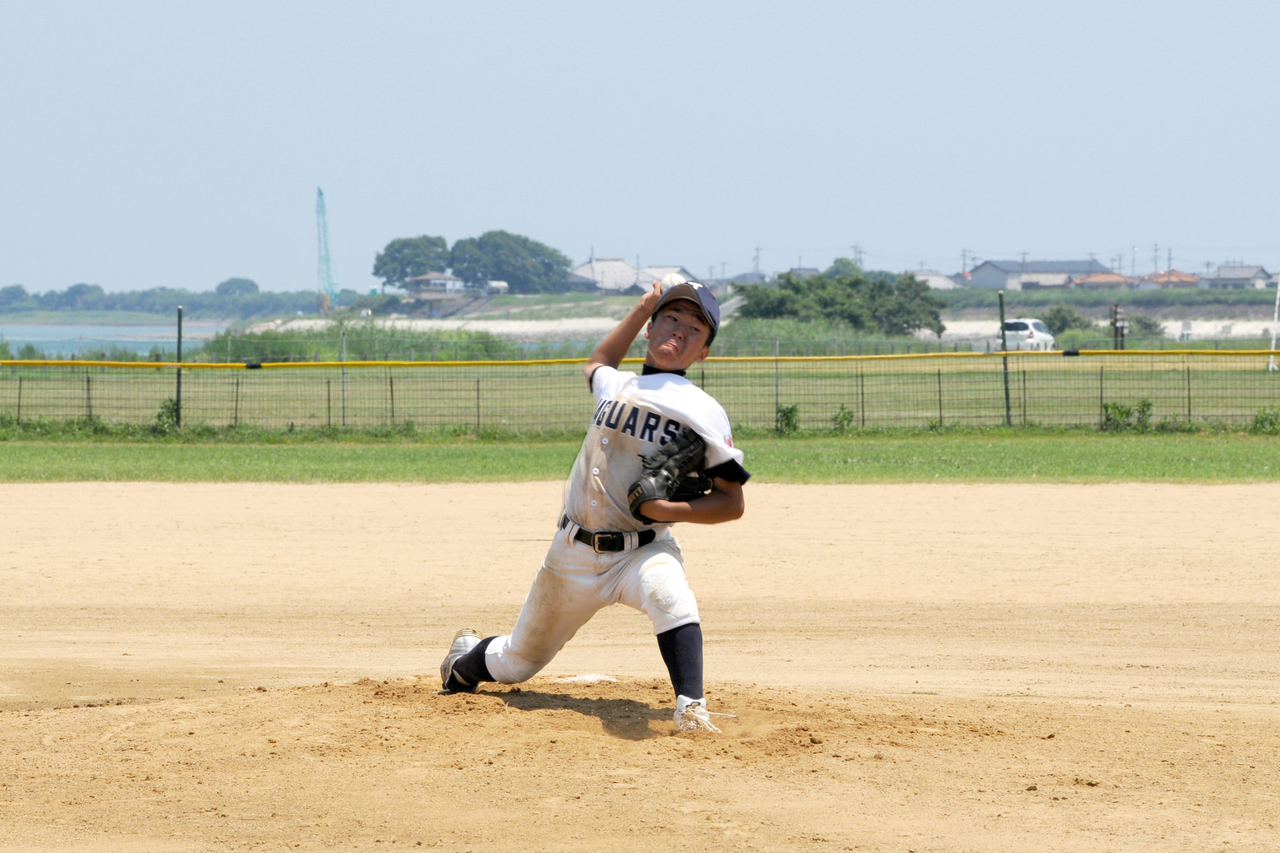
[{"xmin": 560, "ymin": 514, "xmax": 655, "ymax": 553}]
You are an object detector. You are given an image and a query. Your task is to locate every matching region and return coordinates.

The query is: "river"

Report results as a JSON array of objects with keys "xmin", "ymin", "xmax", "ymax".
[{"xmin": 0, "ymin": 322, "xmax": 227, "ymax": 357}]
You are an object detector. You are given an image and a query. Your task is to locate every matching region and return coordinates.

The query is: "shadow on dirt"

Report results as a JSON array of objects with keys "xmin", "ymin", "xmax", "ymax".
[{"xmin": 491, "ymin": 687, "xmax": 670, "ymax": 741}]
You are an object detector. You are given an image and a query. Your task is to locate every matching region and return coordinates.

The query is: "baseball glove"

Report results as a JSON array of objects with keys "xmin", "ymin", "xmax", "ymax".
[{"xmin": 628, "ymin": 426, "xmax": 708, "ymax": 523}]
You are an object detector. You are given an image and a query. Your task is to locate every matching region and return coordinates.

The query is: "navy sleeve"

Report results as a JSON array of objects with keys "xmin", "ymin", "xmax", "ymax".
[{"xmin": 705, "ymin": 458, "xmax": 751, "ymax": 485}]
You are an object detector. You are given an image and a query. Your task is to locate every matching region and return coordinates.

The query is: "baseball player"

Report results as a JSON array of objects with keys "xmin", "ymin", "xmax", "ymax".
[{"xmin": 440, "ymin": 276, "xmax": 749, "ymax": 732}]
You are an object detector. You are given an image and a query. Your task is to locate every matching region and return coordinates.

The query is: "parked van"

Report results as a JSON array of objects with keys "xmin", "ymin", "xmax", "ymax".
[{"xmin": 1001, "ymin": 318, "xmax": 1055, "ymax": 351}]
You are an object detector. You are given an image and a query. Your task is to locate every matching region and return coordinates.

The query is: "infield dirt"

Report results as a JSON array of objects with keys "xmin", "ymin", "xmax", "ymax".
[{"xmin": 3, "ymin": 482, "xmax": 1278, "ymax": 851}]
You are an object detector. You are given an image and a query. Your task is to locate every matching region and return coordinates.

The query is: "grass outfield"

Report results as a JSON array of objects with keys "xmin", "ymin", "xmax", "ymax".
[{"xmin": 2, "ymin": 432, "xmax": 1278, "ymax": 482}]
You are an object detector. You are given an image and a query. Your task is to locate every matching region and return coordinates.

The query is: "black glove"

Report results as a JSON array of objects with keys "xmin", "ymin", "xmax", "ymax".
[{"xmin": 627, "ymin": 426, "xmax": 708, "ymax": 523}]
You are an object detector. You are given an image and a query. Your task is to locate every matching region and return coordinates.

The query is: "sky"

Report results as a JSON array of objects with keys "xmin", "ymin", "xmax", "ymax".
[{"xmin": 3, "ymin": 0, "xmax": 1279, "ymax": 294}]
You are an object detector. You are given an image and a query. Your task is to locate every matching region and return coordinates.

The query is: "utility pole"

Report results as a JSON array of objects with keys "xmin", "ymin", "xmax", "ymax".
[
  {"xmin": 753, "ymin": 245, "xmax": 762, "ymax": 274},
  {"xmin": 1152, "ymin": 243, "xmax": 1160, "ymax": 274},
  {"xmin": 1019, "ymin": 251, "xmax": 1028, "ymax": 270},
  {"xmin": 1167, "ymin": 247, "xmax": 1172, "ymax": 270},
  {"xmin": 961, "ymin": 248, "xmax": 971, "ymax": 274},
  {"xmin": 851, "ymin": 244, "xmax": 864, "ymax": 268}
]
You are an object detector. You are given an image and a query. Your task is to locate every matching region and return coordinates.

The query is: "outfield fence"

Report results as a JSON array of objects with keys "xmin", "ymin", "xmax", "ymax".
[{"xmin": 2, "ymin": 350, "xmax": 1279, "ymax": 432}]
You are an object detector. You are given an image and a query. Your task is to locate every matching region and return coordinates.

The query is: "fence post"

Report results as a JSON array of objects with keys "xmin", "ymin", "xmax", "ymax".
[
  {"xmin": 1186, "ymin": 365, "xmax": 1192, "ymax": 421},
  {"xmin": 389, "ymin": 375, "xmax": 395, "ymax": 422},
  {"xmin": 998, "ymin": 290, "xmax": 1011, "ymax": 427},
  {"xmin": 1021, "ymin": 369, "xmax": 1027, "ymax": 425},
  {"xmin": 773, "ymin": 340, "xmax": 780, "ymax": 422},
  {"xmin": 1099, "ymin": 366, "xmax": 1105, "ymax": 429},
  {"xmin": 16, "ymin": 376, "xmax": 21, "ymax": 422},
  {"xmin": 341, "ymin": 328, "xmax": 348, "ymax": 428},
  {"xmin": 936, "ymin": 369, "xmax": 943, "ymax": 424},
  {"xmin": 85, "ymin": 374, "xmax": 91, "ymax": 418},
  {"xmin": 327, "ymin": 379, "xmax": 332, "ymax": 427},
  {"xmin": 475, "ymin": 377, "xmax": 481, "ymax": 431},
  {"xmin": 859, "ymin": 367, "xmax": 866, "ymax": 428},
  {"xmin": 176, "ymin": 305, "xmax": 183, "ymax": 429},
  {"xmin": 233, "ymin": 376, "xmax": 240, "ymax": 427}
]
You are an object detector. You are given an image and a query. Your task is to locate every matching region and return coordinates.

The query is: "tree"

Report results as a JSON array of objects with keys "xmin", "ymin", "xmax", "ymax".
[
  {"xmin": 1040, "ymin": 304, "xmax": 1094, "ymax": 336},
  {"xmin": 0, "ymin": 284, "xmax": 37, "ymax": 312},
  {"xmin": 373, "ymin": 236, "xmax": 449, "ymax": 291},
  {"xmin": 216, "ymin": 277, "xmax": 259, "ymax": 296},
  {"xmin": 824, "ymin": 257, "xmax": 861, "ymax": 279},
  {"xmin": 737, "ymin": 269, "xmax": 945, "ymax": 336},
  {"xmin": 1129, "ymin": 314, "xmax": 1166, "ymax": 339},
  {"xmin": 55, "ymin": 283, "xmax": 106, "ymax": 310},
  {"xmin": 449, "ymin": 230, "xmax": 572, "ymax": 293}
]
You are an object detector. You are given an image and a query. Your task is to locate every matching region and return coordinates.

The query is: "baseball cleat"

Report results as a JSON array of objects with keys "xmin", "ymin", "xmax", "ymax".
[
  {"xmin": 674, "ymin": 696, "xmax": 721, "ymax": 733},
  {"xmin": 440, "ymin": 627, "xmax": 483, "ymax": 694}
]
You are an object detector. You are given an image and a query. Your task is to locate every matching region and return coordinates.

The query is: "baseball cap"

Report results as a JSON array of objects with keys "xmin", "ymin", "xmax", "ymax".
[{"xmin": 651, "ymin": 275, "xmax": 720, "ymax": 345}]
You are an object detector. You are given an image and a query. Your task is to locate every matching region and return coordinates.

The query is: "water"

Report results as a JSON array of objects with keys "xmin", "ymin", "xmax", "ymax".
[{"xmin": 0, "ymin": 322, "xmax": 226, "ymax": 357}]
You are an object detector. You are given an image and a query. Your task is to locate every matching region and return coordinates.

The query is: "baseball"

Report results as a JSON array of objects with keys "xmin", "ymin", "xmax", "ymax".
[{"xmin": 659, "ymin": 272, "xmax": 687, "ymax": 293}]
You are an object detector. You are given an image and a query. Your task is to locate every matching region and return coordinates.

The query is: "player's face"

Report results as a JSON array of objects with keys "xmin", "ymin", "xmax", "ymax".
[{"xmin": 645, "ymin": 300, "xmax": 711, "ymax": 371}]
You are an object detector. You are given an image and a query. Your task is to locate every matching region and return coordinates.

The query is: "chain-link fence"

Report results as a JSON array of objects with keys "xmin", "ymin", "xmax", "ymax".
[{"xmin": 3, "ymin": 351, "xmax": 1279, "ymax": 432}]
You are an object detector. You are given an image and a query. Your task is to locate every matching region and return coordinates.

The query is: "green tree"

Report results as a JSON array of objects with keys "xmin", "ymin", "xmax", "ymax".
[
  {"xmin": 373, "ymin": 236, "xmax": 450, "ymax": 291},
  {"xmin": 824, "ymin": 257, "xmax": 861, "ymax": 278},
  {"xmin": 449, "ymin": 230, "xmax": 572, "ymax": 293},
  {"xmin": 215, "ymin": 277, "xmax": 259, "ymax": 296},
  {"xmin": 47, "ymin": 283, "xmax": 106, "ymax": 310},
  {"xmin": 737, "ymin": 270, "xmax": 945, "ymax": 336},
  {"xmin": 1128, "ymin": 314, "xmax": 1166, "ymax": 338},
  {"xmin": 1040, "ymin": 304, "xmax": 1094, "ymax": 336},
  {"xmin": 0, "ymin": 284, "xmax": 37, "ymax": 312}
]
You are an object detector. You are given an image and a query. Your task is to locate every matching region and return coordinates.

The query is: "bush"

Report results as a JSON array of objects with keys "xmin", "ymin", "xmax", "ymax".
[
  {"xmin": 1041, "ymin": 304, "xmax": 1094, "ymax": 336},
  {"xmin": 775, "ymin": 404, "xmax": 799, "ymax": 435},
  {"xmin": 1251, "ymin": 407, "xmax": 1280, "ymax": 435},
  {"xmin": 1101, "ymin": 399, "xmax": 1153, "ymax": 432}
]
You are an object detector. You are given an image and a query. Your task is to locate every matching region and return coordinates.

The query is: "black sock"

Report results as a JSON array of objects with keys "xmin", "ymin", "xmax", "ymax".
[
  {"xmin": 450, "ymin": 636, "xmax": 496, "ymax": 687},
  {"xmin": 656, "ymin": 623, "xmax": 703, "ymax": 700}
]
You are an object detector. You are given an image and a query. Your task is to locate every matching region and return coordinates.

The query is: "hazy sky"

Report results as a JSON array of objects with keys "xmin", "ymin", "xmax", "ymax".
[{"xmin": 3, "ymin": 1, "xmax": 1278, "ymax": 293}]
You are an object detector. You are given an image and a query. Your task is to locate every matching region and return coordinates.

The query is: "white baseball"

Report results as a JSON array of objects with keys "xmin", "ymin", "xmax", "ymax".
[{"xmin": 660, "ymin": 272, "xmax": 687, "ymax": 293}]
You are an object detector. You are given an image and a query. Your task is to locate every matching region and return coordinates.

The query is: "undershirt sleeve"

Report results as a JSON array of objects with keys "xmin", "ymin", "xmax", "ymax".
[{"xmin": 705, "ymin": 458, "xmax": 751, "ymax": 484}]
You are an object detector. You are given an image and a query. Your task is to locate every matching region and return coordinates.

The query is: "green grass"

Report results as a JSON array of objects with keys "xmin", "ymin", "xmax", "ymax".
[{"xmin": 3, "ymin": 431, "xmax": 1278, "ymax": 483}]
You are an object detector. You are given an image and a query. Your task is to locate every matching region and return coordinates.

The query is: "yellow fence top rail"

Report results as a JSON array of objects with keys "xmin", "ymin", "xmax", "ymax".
[{"xmin": 3, "ymin": 349, "xmax": 1279, "ymax": 369}]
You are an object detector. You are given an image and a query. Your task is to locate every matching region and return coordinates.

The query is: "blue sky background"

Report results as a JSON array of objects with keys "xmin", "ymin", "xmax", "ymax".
[{"xmin": 3, "ymin": 1, "xmax": 1278, "ymax": 293}]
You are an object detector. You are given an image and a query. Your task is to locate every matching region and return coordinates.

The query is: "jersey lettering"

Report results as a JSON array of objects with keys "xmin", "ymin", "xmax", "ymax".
[
  {"xmin": 620, "ymin": 407, "xmax": 640, "ymax": 436},
  {"xmin": 591, "ymin": 398, "xmax": 684, "ymax": 449},
  {"xmin": 639, "ymin": 411, "xmax": 662, "ymax": 443},
  {"xmin": 604, "ymin": 401, "xmax": 624, "ymax": 429},
  {"xmin": 660, "ymin": 419, "xmax": 682, "ymax": 445}
]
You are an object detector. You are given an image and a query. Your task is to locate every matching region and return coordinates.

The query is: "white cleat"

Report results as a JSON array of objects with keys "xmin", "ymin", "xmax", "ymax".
[
  {"xmin": 675, "ymin": 696, "xmax": 722, "ymax": 733},
  {"xmin": 440, "ymin": 628, "xmax": 483, "ymax": 693}
]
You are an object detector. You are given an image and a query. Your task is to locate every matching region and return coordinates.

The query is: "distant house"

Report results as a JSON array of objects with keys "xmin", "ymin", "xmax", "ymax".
[
  {"xmin": 1138, "ymin": 269, "xmax": 1199, "ymax": 289},
  {"xmin": 730, "ymin": 271, "xmax": 769, "ymax": 286},
  {"xmin": 571, "ymin": 258, "xmax": 699, "ymax": 294},
  {"xmin": 1073, "ymin": 272, "xmax": 1135, "ymax": 290},
  {"xmin": 571, "ymin": 258, "xmax": 641, "ymax": 293},
  {"xmin": 911, "ymin": 270, "xmax": 961, "ymax": 289},
  {"xmin": 967, "ymin": 259, "xmax": 1112, "ymax": 290},
  {"xmin": 1202, "ymin": 265, "xmax": 1272, "ymax": 289},
  {"xmin": 1016, "ymin": 272, "xmax": 1073, "ymax": 290},
  {"xmin": 405, "ymin": 272, "xmax": 468, "ymax": 293}
]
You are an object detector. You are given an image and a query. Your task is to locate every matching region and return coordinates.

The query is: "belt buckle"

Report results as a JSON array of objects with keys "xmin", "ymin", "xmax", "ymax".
[{"xmin": 592, "ymin": 532, "xmax": 624, "ymax": 553}]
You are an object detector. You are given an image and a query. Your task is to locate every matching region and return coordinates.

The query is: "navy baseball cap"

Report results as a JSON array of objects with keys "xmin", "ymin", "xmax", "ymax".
[{"xmin": 651, "ymin": 277, "xmax": 720, "ymax": 345}]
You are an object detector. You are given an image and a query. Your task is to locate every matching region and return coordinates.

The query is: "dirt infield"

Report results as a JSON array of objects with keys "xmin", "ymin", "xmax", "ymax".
[{"xmin": 3, "ymin": 482, "xmax": 1279, "ymax": 851}]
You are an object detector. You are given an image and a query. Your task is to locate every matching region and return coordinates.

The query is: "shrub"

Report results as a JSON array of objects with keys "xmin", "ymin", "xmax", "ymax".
[{"xmin": 775, "ymin": 404, "xmax": 799, "ymax": 435}]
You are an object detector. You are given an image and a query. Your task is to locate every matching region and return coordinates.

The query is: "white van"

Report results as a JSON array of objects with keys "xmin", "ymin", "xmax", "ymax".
[{"xmin": 1001, "ymin": 318, "xmax": 1055, "ymax": 351}]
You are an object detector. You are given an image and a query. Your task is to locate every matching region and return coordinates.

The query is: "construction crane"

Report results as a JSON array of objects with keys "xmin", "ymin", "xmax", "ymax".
[{"xmin": 315, "ymin": 187, "xmax": 339, "ymax": 312}]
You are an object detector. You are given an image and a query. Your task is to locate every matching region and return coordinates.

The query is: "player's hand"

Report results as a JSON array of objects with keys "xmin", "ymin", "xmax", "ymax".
[{"xmin": 639, "ymin": 281, "xmax": 662, "ymax": 313}]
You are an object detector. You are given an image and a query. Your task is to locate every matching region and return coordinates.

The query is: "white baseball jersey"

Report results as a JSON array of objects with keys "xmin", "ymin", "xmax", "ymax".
[
  {"xmin": 480, "ymin": 362, "xmax": 749, "ymax": 685},
  {"xmin": 563, "ymin": 364, "xmax": 748, "ymax": 534}
]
